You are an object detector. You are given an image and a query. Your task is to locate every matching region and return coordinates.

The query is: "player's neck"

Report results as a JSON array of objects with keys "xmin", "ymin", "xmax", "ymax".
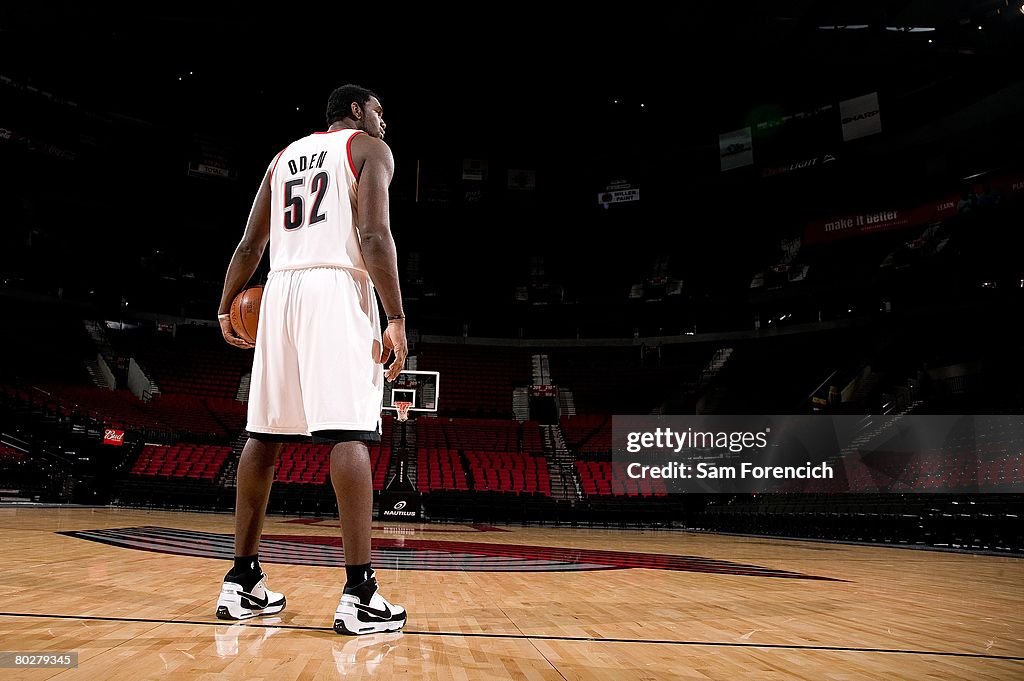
[{"xmin": 328, "ymin": 121, "xmax": 359, "ymax": 132}]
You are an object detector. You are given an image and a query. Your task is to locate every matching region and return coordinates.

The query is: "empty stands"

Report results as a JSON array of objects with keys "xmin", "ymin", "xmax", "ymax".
[
  {"xmin": 415, "ymin": 344, "xmax": 530, "ymax": 417},
  {"xmin": 114, "ymin": 325, "xmax": 250, "ymax": 399},
  {"xmin": 12, "ymin": 384, "xmax": 243, "ymax": 440},
  {"xmin": 414, "ymin": 417, "xmax": 549, "ymax": 494},
  {"xmin": 575, "ymin": 460, "xmax": 668, "ymax": 497},
  {"xmin": 416, "ymin": 447, "xmax": 469, "ymax": 492},
  {"xmin": 465, "ymin": 450, "xmax": 550, "ymax": 494},
  {"xmin": 130, "ymin": 443, "xmax": 231, "ymax": 481},
  {"xmin": 272, "ymin": 441, "xmax": 393, "ymax": 491},
  {"xmin": 561, "ymin": 414, "xmax": 611, "ymax": 453}
]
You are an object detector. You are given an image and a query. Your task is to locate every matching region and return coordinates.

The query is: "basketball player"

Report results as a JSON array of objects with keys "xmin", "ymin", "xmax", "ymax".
[{"xmin": 215, "ymin": 84, "xmax": 407, "ymax": 635}]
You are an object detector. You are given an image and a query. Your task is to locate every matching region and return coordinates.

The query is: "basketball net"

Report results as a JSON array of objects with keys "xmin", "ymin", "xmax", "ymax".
[{"xmin": 395, "ymin": 401, "xmax": 412, "ymax": 422}]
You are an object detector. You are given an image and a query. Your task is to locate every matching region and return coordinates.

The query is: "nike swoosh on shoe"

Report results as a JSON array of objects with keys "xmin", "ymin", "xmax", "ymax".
[
  {"xmin": 238, "ymin": 591, "xmax": 270, "ymax": 609},
  {"xmin": 353, "ymin": 603, "xmax": 392, "ymax": 620}
]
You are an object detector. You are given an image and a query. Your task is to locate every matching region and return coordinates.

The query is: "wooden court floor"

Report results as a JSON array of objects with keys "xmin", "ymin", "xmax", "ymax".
[{"xmin": 0, "ymin": 506, "xmax": 1021, "ymax": 680}]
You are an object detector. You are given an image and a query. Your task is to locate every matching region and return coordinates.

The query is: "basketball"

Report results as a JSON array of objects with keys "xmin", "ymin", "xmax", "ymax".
[{"xmin": 230, "ymin": 285, "xmax": 263, "ymax": 344}]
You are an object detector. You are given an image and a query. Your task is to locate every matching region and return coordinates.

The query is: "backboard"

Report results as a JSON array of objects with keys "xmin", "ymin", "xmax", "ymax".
[{"xmin": 382, "ymin": 370, "xmax": 440, "ymax": 417}]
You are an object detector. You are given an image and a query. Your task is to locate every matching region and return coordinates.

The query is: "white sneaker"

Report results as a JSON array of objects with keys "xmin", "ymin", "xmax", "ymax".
[
  {"xmin": 216, "ymin": 572, "xmax": 286, "ymax": 620},
  {"xmin": 333, "ymin": 571, "xmax": 407, "ymax": 635}
]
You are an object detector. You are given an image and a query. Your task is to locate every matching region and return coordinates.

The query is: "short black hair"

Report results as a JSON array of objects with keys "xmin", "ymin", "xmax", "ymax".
[{"xmin": 326, "ymin": 84, "xmax": 379, "ymax": 126}]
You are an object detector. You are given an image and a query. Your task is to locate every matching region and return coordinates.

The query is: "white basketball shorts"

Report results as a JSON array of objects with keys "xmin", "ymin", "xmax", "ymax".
[{"xmin": 246, "ymin": 266, "xmax": 384, "ymax": 437}]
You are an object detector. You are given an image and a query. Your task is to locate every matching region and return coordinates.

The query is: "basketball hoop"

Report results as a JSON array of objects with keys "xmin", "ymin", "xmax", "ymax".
[{"xmin": 395, "ymin": 401, "xmax": 412, "ymax": 422}]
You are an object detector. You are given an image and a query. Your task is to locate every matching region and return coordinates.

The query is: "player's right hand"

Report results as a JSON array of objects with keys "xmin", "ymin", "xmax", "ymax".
[
  {"xmin": 219, "ymin": 315, "xmax": 255, "ymax": 350},
  {"xmin": 381, "ymin": 320, "xmax": 407, "ymax": 382}
]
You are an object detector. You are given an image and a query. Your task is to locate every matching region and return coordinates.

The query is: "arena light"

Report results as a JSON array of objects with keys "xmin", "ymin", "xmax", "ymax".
[
  {"xmin": 817, "ymin": 24, "xmax": 869, "ymax": 30},
  {"xmin": 884, "ymin": 26, "xmax": 936, "ymax": 32}
]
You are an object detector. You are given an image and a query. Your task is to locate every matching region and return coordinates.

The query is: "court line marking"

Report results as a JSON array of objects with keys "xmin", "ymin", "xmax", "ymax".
[{"xmin": 0, "ymin": 612, "xmax": 1021, "ymax": 662}]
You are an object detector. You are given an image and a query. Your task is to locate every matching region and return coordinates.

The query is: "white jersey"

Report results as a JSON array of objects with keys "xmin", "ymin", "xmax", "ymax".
[{"xmin": 267, "ymin": 129, "xmax": 367, "ymax": 273}]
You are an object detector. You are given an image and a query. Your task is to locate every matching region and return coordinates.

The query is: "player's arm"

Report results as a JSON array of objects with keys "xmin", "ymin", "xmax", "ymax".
[
  {"xmin": 217, "ymin": 160, "xmax": 273, "ymax": 349},
  {"xmin": 353, "ymin": 135, "xmax": 406, "ymax": 380}
]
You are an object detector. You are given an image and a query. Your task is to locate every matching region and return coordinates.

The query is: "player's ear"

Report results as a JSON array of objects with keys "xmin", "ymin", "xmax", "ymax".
[{"xmin": 350, "ymin": 101, "xmax": 362, "ymax": 120}]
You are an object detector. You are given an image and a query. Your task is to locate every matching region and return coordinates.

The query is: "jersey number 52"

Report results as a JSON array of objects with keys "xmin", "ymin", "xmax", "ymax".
[{"xmin": 283, "ymin": 171, "xmax": 330, "ymax": 231}]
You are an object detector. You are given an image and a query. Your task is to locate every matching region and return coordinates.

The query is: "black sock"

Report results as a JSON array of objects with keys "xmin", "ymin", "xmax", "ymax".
[
  {"xmin": 233, "ymin": 554, "xmax": 260, "ymax": 577},
  {"xmin": 345, "ymin": 563, "xmax": 372, "ymax": 589}
]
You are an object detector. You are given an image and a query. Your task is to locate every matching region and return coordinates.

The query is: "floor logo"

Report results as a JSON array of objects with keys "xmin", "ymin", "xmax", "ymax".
[{"xmin": 61, "ymin": 526, "xmax": 835, "ymax": 578}]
